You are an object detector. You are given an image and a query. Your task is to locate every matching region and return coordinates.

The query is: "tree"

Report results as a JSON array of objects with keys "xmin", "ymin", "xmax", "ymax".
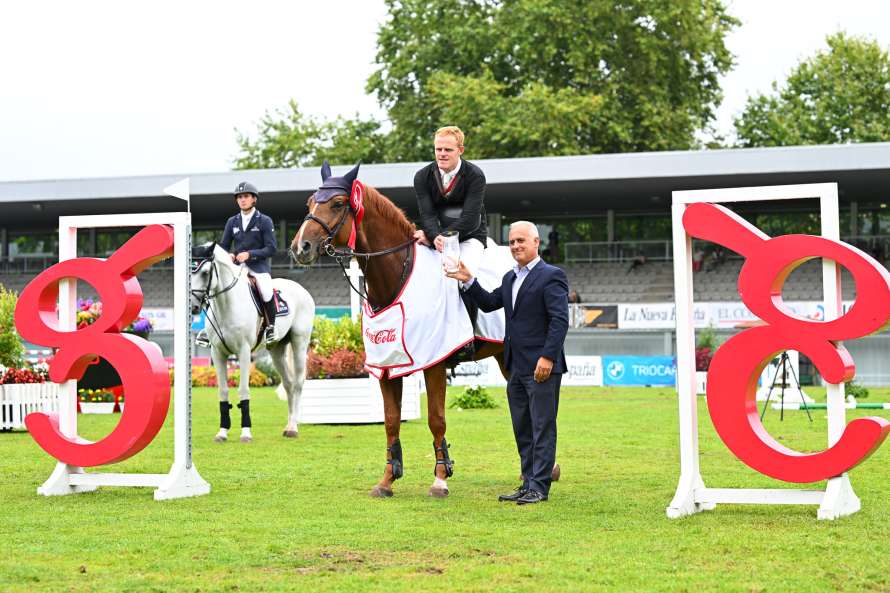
[
  {"xmin": 367, "ymin": 0, "xmax": 738, "ymax": 161},
  {"xmin": 235, "ymin": 1, "xmax": 737, "ymax": 167},
  {"xmin": 734, "ymin": 33, "xmax": 890, "ymax": 147},
  {"xmin": 0, "ymin": 285, "xmax": 24, "ymax": 369},
  {"xmin": 234, "ymin": 100, "xmax": 386, "ymax": 169}
]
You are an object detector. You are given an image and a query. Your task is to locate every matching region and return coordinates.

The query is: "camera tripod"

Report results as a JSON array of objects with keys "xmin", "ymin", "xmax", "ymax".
[{"xmin": 759, "ymin": 351, "xmax": 813, "ymax": 423}]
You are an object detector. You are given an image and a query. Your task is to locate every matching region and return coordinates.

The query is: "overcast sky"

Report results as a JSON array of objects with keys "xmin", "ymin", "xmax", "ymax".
[{"xmin": 2, "ymin": 1, "xmax": 889, "ymax": 182}]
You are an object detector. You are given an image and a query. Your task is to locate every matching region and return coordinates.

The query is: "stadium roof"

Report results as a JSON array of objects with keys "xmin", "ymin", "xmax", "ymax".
[{"xmin": 1, "ymin": 142, "xmax": 889, "ymax": 229}]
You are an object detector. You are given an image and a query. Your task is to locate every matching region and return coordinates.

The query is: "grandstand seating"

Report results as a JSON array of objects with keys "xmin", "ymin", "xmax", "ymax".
[{"xmin": 0, "ymin": 253, "xmax": 873, "ymax": 309}]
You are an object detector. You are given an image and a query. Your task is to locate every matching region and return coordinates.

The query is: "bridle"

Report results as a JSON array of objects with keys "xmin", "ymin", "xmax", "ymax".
[
  {"xmin": 291, "ymin": 193, "xmax": 417, "ymax": 309},
  {"xmin": 191, "ymin": 258, "xmax": 241, "ymax": 353}
]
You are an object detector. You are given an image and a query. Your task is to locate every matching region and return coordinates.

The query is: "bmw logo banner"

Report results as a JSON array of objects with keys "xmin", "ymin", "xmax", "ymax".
[{"xmin": 603, "ymin": 355, "xmax": 677, "ymax": 386}]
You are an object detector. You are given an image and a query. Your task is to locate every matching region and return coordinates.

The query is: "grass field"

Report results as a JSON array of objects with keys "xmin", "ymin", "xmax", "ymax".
[{"xmin": 2, "ymin": 385, "xmax": 890, "ymax": 593}]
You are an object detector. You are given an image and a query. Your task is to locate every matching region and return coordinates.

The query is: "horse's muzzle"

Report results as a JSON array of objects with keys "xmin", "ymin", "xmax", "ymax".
[{"xmin": 290, "ymin": 243, "xmax": 317, "ymax": 266}]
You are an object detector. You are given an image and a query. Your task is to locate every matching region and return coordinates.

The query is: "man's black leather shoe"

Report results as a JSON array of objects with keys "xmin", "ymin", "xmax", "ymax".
[
  {"xmin": 516, "ymin": 490, "xmax": 548, "ymax": 505},
  {"xmin": 498, "ymin": 486, "xmax": 528, "ymax": 502}
]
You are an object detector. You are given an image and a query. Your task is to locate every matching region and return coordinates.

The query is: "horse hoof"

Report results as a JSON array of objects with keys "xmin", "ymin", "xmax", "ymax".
[
  {"xmin": 282, "ymin": 430, "xmax": 299, "ymax": 438},
  {"xmin": 551, "ymin": 464, "xmax": 561, "ymax": 482},
  {"xmin": 428, "ymin": 486, "xmax": 450, "ymax": 498},
  {"xmin": 370, "ymin": 485, "xmax": 393, "ymax": 498},
  {"xmin": 240, "ymin": 436, "xmax": 253, "ymax": 443},
  {"xmin": 213, "ymin": 435, "xmax": 227, "ymax": 443}
]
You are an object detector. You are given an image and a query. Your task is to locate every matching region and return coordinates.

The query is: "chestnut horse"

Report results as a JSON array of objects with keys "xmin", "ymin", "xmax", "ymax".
[{"xmin": 291, "ymin": 170, "xmax": 510, "ymax": 498}]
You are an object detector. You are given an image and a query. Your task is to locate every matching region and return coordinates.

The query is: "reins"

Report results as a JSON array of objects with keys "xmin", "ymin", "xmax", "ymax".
[{"xmin": 192, "ymin": 258, "xmax": 242, "ymax": 353}]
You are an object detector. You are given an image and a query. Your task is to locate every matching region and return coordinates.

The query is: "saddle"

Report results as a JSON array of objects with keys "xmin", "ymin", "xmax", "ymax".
[{"xmin": 246, "ymin": 276, "xmax": 289, "ymax": 317}]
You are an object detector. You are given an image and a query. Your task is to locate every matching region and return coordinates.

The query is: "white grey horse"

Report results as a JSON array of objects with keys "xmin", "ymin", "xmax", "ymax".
[{"xmin": 190, "ymin": 245, "xmax": 315, "ymax": 442}]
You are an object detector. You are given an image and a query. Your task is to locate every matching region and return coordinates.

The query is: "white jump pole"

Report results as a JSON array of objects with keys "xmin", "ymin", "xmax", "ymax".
[
  {"xmin": 666, "ymin": 183, "xmax": 857, "ymax": 520},
  {"xmin": 38, "ymin": 212, "xmax": 210, "ymax": 501}
]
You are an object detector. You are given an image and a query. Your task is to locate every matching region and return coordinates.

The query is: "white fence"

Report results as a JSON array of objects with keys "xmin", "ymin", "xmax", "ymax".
[{"xmin": 0, "ymin": 383, "xmax": 59, "ymax": 430}]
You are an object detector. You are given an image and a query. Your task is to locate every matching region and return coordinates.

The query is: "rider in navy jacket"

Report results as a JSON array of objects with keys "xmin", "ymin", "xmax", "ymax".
[
  {"xmin": 219, "ymin": 208, "xmax": 277, "ymax": 274},
  {"xmin": 219, "ymin": 181, "xmax": 278, "ymax": 343}
]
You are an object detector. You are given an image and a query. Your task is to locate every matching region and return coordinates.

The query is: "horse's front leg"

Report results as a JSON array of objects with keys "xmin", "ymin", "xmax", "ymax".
[
  {"xmin": 425, "ymin": 363, "xmax": 452, "ymax": 498},
  {"xmin": 370, "ymin": 374, "xmax": 403, "ymax": 498},
  {"xmin": 212, "ymin": 346, "xmax": 231, "ymax": 443},
  {"xmin": 237, "ymin": 343, "xmax": 253, "ymax": 443}
]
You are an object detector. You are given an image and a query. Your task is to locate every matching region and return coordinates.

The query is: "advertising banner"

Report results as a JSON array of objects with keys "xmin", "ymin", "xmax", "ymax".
[
  {"xmin": 602, "ymin": 355, "xmax": 676, "ymax": 386},
  {"xmin": 573, "ymin": 305, "xmax": 618, "ymax": 328},
  {"xmin": 450, "ymin": 356, "xmax": 604, "ymax": 387},
  {"xmin": 617, "ymin": 301, "xmax": 854, "ymax": 330}
]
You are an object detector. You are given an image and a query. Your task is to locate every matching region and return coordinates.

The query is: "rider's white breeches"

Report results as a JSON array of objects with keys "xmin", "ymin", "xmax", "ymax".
[
  {"xmin": 247, "ymin": 270, "xmax": 274, "ymax": 302},
  {"xmin": 460, "ymin": 238, "xmax": 485, "ymax": 278}
]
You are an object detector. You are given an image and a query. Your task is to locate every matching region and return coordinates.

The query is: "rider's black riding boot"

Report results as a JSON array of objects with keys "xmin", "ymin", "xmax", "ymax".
[
  {"xmin": 237, "ymin": 400, "xmax": 252, "ymax": 428},
  {"xmin": 262, "ymin": 299, "xmax": 276, "ymax": 343},
  {"xmin": 219, "ymin": 402, "xmax": 233, "ymax": 429}
]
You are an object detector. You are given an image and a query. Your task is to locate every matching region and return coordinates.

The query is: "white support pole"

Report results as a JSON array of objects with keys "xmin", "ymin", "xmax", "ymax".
[
  {"xmin": 667, "ymin": 183, "xmax": 859, "ymax": 520},
  {"xmin": 817, "ymin": 185, "xmax": 860, "ymax": 520},
  {"xmin": 36, "ymin": 212, "xmax": 209, "ymax": 501},
  {"xmin": 666, "ymin": 202, "xmax": 711, "ymax": 518}
]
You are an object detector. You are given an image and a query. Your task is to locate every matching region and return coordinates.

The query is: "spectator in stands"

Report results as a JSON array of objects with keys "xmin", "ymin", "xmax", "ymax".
[
  {"xmin": 627, "ymin": 253, "xmax": 647, "ymax": 273},
  {"xmin": 692, "ymin": 248, "xmax": 705, "ymax": 272},
  {"xmin": 704, "ymin": 246, "xmax": 726, "ymax": 272},
  {"xmin": 568, "ymin": 290, "xmax": 582, "ymax": 304},
  {"xmin": 548, "ymin": 228, "xmax": 560, "ymax": 262},
  {"xmin": 195, "ymin": 181, "xmax": 278, "ymax": 347}
]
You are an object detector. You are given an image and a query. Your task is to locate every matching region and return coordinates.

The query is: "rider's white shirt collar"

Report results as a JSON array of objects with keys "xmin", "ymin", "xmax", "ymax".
[
  {"xmin": 240, "ymin": 208, "xmax": 256, "ymax": 228},
  {"xmin": 439, "ymin": 159, "xmax": 461, "ymax": 188}
]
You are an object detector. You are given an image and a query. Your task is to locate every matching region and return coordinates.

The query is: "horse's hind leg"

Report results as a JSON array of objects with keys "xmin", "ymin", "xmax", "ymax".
[
  {"xmin": 270, "ymin": 330, "xmax": 309, "ymax": 438},
  {"xmin": 212, "ymin": 346, "xmax": 231, "ymax": 443},
  {"xmin": 370, "ymin": 374, "xmax": 403, "ymax": 498},
  {"xmin": 425, "ymin": 363, "xmax": 452, "ymax": 498}
]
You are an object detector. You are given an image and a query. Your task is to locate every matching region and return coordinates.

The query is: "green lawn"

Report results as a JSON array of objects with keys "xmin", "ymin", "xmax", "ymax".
[{"xmin": 2, "ymin": 385, "xmax": 890, "ymax": 593}]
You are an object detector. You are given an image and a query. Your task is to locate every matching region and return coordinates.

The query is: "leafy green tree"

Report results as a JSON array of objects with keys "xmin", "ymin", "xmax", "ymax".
[
  {"xmin": 234, "ymin": 100, "xmax": 386, "ymax": 169},
  {"xmin": 235, "ymin": 1, "xmax": 737, "ymax": 167},
  {"xmin": 368, "ymin": 0, "xmax": 738, "ymax": 160},
  {"xmin": 734, "ymin": 33, "xmax": 890, "ymax": 147},
  {"xmin": 0, "ymin": 285, "xmax": 24, "ymax": 368}
]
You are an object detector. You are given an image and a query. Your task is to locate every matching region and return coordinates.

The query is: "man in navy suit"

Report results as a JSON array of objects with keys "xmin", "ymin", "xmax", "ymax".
[
  {"xmin": 219, "ymin": 181, "xmax": 278, "ymax": 344},
  {"xmin": 447, "ymin": 221, "xmax": 569, "ymax": 504}
]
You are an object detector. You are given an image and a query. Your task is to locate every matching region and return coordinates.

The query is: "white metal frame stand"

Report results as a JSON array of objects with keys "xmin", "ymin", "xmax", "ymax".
[
  {"xmin": 38, "ymin": 212, "xmax": 210, "ymax": 501},
  {"xmin": 666, "ymin": 183, "xmax": 857, "ymax": 520}
]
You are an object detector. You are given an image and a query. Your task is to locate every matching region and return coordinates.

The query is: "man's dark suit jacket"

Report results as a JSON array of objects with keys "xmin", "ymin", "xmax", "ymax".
[
  {"xmin": 466, "ymin": 259, "xmax": 569, "ymax": 375},
  {"xmin": 219, "ymin": 209, "xmax": 277, "ymax": 274},
  {"xmin": 414, "ymin": 159, "xmax": 488, "ymax": 244}
]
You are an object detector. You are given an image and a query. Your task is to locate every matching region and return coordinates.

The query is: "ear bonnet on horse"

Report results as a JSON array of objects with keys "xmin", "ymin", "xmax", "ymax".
[{"xmin": 314, "ymin": 160, "xmax": 361, "ymax": 203}]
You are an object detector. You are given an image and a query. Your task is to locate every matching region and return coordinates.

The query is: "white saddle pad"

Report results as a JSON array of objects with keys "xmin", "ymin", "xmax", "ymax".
[{"xmin": 363, "ymin": 239, "xmax": 510, "ymax": 379}]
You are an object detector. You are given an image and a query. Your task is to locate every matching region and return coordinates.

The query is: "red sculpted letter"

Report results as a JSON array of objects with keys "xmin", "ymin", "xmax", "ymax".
[
  {"xmin": 684, "ymin": 203, "xmax": 890, "ymax": 483},
  {"xmin": 15, "ymin": 225, "xmax": 175, "ymax": 467}
]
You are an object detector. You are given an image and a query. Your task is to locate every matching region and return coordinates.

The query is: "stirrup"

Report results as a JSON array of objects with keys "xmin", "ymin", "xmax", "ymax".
[
  {"xmin": 195, "ymin": 330, "xmax": 210, "ymax": 348},
  {"xmin": 263, "ymin": 326, "xmax": 275, "ymax": 344}
]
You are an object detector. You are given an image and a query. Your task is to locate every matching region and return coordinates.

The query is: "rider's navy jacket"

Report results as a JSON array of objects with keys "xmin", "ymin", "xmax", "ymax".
[{"xmin": 219, "ymin": 209, "xmax": 277, "ymax": 274}]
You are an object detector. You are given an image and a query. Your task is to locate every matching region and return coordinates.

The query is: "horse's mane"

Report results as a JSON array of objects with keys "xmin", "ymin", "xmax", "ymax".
[{"xmin": 363, "ymin": 185, "xmax": 415, "ymax": 238}]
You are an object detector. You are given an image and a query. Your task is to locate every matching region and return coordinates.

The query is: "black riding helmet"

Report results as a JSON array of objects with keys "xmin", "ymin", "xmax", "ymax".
[{"xmin": 234, "ymin": 181, "xmax": 259, "ymax": 198}]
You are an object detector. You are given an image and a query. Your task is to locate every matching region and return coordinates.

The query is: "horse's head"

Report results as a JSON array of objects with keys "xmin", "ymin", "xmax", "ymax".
[
  {"xmin": 291, "ymin": 160, "xmax": 361, "ymax": 266},
  {"xmin": 190, "ymin": 243, "xmax": 240, "ymax": 314}
]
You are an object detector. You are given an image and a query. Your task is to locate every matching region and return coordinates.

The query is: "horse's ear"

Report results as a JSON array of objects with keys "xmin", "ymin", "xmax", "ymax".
[
  {"xmin": 343, "ymin": 160, "xmax": 362, "ymax": 185},
  {"xmin": 321, "ymin": 160, "xmax": 332, "ymax": 182},
  {"xmin": 192, "ymin": 242, "xmax": 214, "ymax": 260}
]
